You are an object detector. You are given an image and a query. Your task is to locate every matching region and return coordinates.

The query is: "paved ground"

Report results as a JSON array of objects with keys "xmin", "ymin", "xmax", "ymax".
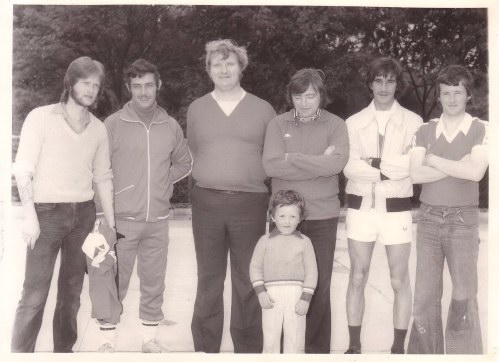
[{"xmin": 0, "ymin": 208, "xmax": 489, "ymax": 357}]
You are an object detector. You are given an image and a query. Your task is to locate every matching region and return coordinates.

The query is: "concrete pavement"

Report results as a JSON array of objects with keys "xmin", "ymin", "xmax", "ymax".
[{"xmin": 1, "ymin": 208, "xmax": 488, "ymax": 355}]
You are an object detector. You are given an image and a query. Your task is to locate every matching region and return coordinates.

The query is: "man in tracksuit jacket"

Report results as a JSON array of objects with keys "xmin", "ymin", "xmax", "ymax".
[
  {"xmin": 97, "ymin": 59, "xmax": 192, "ymax": 352},
  {"xmin": 343, "ymin": 57, "xmax": 422, "ymax": 354}
]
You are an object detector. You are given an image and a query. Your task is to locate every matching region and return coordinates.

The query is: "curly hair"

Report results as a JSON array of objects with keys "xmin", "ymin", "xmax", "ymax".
[{"xmin": 205, "ymin": 39, "xmax": 248, "ymax": 73}]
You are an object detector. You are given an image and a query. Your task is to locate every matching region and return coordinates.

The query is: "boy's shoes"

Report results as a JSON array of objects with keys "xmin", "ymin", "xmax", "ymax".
[
  {"xmin": 344, "ymin": 346, "xmax": 361, "ymax": 354},
  {"xmin": 391, "ymin": 347, "xmax": 405, "ymax": 354},
  {"xmin": 97, "ymin": 343, "xmax": 115, "ymax": 353},
  {"xmin": 142, "ymin": 339, "xmax": 169, "ymax": 353}
]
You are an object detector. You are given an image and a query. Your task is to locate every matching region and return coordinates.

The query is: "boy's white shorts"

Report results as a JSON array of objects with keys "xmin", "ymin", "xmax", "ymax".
[{"xmin": 346, "ymin": 208, "xmax": 413, "ymax": 245}]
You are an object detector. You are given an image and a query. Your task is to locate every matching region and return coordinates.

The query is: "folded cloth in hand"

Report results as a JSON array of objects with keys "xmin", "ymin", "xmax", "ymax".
[{"xmin": 82, "ymin": 220, "xmax": 111, "ymax": 268}]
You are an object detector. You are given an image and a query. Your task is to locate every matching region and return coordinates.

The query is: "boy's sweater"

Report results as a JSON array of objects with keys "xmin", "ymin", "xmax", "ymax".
[{"xmin": 249, "ymin": 229, "xmax": 318, "ymax": 301}]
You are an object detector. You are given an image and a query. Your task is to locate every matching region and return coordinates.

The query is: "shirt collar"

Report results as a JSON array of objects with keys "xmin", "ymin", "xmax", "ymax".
[
  {"xmin": 120, "ymin": 101, "xmax": 169, "ymax": 124},
  {"xmin": 269, "ymin": 228, "xmax": 303, "ymax": 239},
  {"xmin": 435, "ymin": 112, "xmax": 473, "ymax": 139},
  {"xmin": 289, "ymin": 108, "xmax": 322, "ymax": 125}
]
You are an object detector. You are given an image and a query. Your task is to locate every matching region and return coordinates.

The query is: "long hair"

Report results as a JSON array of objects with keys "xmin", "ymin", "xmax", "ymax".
[
  {"xmin": 366, "ymin": 57, "xmax": 405, "ymax": 97},
  {"xmin": 60, "ymin": 56, "xmax": 105, "ymax": 105}
]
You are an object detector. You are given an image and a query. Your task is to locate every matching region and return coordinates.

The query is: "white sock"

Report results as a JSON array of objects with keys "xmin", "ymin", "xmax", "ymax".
[
  {"xmin": 141, "ymin": 321, "xmax": 159, "ymax": 344},
  {"xmin": 99, "ymin": 323, "xmax": 117, "ymax": 347}
]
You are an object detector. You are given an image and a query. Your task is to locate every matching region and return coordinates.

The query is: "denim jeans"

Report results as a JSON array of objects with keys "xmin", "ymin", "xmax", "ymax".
[
  {"xmin": 190, "ymin": 185, "xmax": 268, "ymax": 353},
  {"xmin": 298, "ymin": 218, "xmax": 338, "ymax": 353},
  {"xmin": 11, "ymin": 200, "xmax": 95, "ymax": 353},
  {"xmin": 407, "ymin": 203, "xmax": 482, "ymax": 354}
]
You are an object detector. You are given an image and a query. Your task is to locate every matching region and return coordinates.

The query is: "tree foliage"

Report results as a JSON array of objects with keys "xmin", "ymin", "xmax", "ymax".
[{"xmin": 12, "ymin": 5, "xmax": 489, "ymax": 205}]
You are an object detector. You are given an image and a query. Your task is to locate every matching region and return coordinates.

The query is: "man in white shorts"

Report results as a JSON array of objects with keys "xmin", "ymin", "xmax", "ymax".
[{"xmin": 343, "ymin": 57, "xmax": 422, "ymax": 354}]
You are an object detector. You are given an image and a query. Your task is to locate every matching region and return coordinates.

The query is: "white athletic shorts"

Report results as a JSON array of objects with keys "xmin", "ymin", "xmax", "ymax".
[{"xmin": 346, "ymin": 208, "xmax": 412, "ymax": 245}]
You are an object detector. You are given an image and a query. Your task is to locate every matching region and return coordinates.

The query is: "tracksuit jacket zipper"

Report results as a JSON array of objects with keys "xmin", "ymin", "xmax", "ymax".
[{"xmin": 121, "ymin": 117, "xmax": 167, "ymax": 222}]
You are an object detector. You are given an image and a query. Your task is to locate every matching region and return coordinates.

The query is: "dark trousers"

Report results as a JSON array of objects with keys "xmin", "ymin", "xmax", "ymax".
[
  {"xmin": 11, "ymin": 201, "xmax": 95, "ymax": 352},
  {"xmin": 299, "ymin": 218, "xmax": 338, "ymax": 353},
  {"xmin": 87, "ymin": 250, "xmax": 121, "ymax": 325},
  {"xmin": 190, "ymin": 185, "xmax": 268, "ymax": 353}
]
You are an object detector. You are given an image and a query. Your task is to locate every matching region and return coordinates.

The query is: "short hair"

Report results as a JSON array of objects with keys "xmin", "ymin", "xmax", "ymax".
[
  {"xmin": 436, "ymin": 64, "xmax": 474, "ymax": 97},
  {"xmin": 205, "ymin": 39, "xmax": 249, "ymax": 73},
  {"xmin": 286, "ymin": 68, "xmax": 329, "ymax": 109},
  {"xmin": 366, "ymin": 57, "xmax": 404, "ymax": 95},
  {"xmin": 269, "ymin": 190, "xmax": 307, "ymax": 221},
  {"xmin": 124, "ymin": 59, "xmax": 161, "ymax": 86},
  {"xmin": 60, "ymin": 56, "xmax": 105, "ymax": 104}
]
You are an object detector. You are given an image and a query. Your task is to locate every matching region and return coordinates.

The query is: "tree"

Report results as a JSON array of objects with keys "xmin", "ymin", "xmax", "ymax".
[{"xmin": 12, "ymin": 5, "xmax": 489, "ymax": 205}]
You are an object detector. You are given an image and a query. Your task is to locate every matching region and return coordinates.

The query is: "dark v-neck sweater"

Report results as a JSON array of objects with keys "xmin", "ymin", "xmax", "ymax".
[{"xmin": 187, "ymin": 92, "xmax": 276, "ymax": 192}]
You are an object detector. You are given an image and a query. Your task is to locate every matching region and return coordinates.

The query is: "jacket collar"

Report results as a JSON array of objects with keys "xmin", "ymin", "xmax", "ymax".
[
  {"xmin": 119, "ymin": 101, "xmax": 170, "ymax": 124},
  {"xmin": 269, "ymin": 228, "xmax": 303, "ymax": 239},
  {"xmin": 358, "ymin": 100, "xmax": 404, "ymax": 130}
]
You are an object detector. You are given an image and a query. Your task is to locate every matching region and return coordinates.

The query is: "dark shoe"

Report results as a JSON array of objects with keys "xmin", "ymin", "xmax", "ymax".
[
  {"xmin": 344, "ymin": 346, "xmax": 361, "ymax": 354},
  {"xmin": 391, "ymin": 347, "xmax": 405, "ymax": 354}
]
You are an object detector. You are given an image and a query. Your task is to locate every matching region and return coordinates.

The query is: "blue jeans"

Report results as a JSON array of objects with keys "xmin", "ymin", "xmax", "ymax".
[
  {"xmin": 407, "ymin": 203, "xmax": 482, "ymax": 354},
  {"xmin": 190, "ymin": 185, "xmax": 268, "ymax": 353},
  {"xmin": 298, "ymin": 218, "xmax": 338, "ymax": 353},
  {"xmin": 11, "ymin": 201, "xmax": 95, "ymax": 353}
]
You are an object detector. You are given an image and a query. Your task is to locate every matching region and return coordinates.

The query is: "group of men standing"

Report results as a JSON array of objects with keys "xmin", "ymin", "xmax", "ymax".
[{"xmin": 11, "ymin": 38, "xmax": 487, "ymax": 354}]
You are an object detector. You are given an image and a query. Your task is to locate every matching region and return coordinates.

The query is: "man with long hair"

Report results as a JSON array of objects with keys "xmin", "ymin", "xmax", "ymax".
[{"xmin": 12, "ymin": 56, "xmax": 115, "ymax": 352}]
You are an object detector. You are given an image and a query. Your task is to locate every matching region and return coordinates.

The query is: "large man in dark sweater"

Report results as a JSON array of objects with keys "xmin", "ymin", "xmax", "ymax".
[{"xmin": 187, "ymin": 39, "xmax": 276, "ymax": 353}]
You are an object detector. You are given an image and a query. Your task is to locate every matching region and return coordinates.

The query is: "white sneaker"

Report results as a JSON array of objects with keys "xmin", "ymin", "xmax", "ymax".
[
  {"xmin": 97, "ymin": 343, "xmax": 115, "ymax": 353},
  {"xmin": 142, "ymin": 339, "xmax": 169, "ymax": 353}
]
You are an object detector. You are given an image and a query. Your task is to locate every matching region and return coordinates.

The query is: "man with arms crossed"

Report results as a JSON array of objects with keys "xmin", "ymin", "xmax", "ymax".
[
  {"xmin": 12, "ymin": 56, "xmax": 115, "ymax": 352},
  {"xmin": 407, "ymin": 65, "xmax": 487, "ymax": 354},
  {"xmin": 99, "ymin": 59, "xmax": 192, "ymax": 352},
  {"xmin": 343, "ymin": 57, "xmax": 422, "ymax": 354}
]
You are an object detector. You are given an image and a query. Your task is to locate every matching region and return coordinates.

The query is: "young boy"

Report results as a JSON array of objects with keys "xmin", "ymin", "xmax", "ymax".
[{"xmin": 249, "ymin": 190, "xmax": 318, "ymax": 353}]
